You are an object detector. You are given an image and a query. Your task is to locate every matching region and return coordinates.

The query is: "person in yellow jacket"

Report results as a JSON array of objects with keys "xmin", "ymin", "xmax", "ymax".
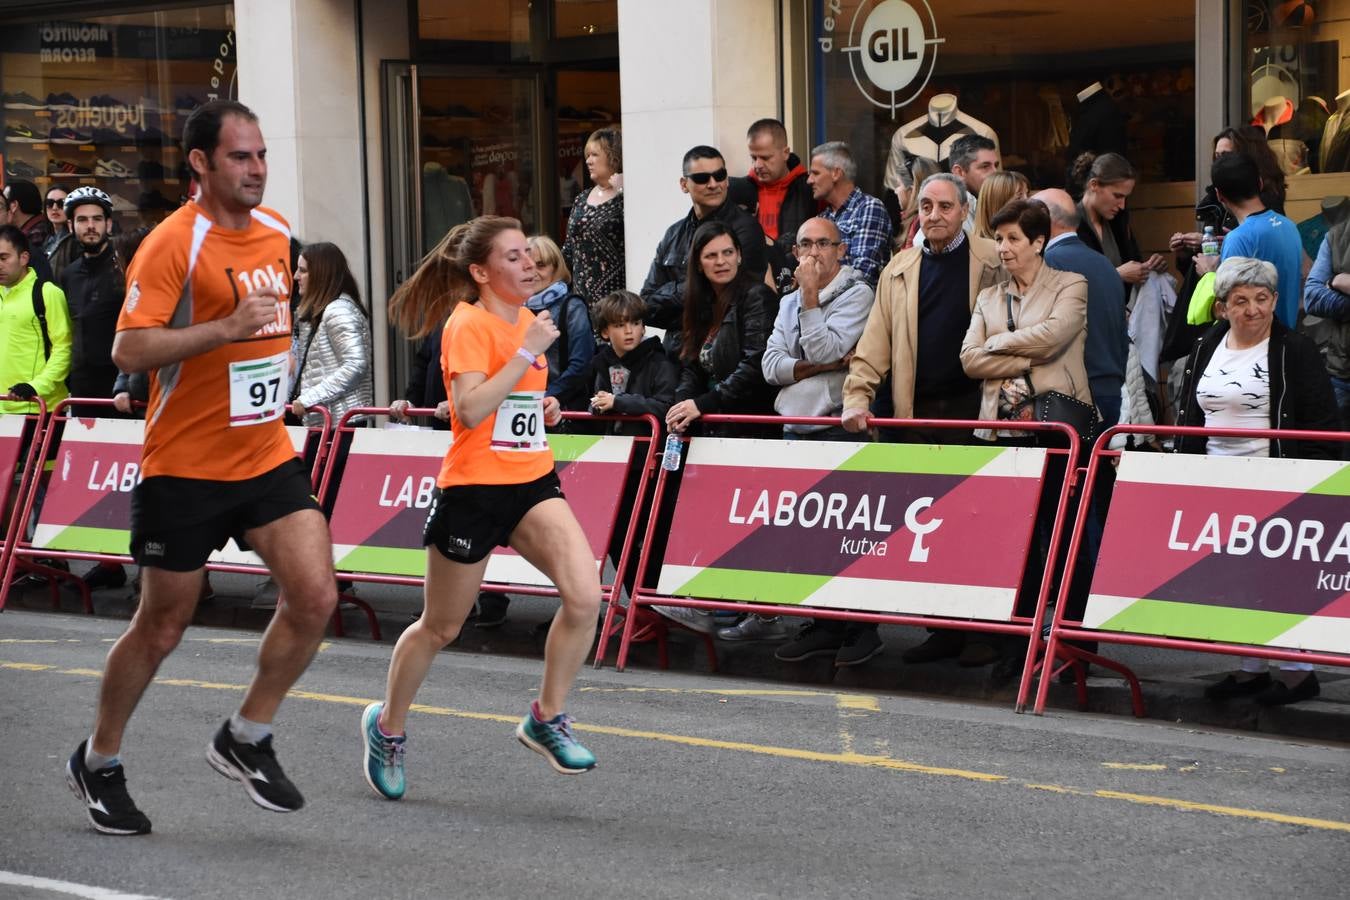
[{"xmin": 0, "ymin": 224, "xmax": 71, "ymax": 414}]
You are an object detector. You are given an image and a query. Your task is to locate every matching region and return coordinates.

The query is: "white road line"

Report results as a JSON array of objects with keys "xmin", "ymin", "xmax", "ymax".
[{"xmin": 0, "ymin": 871, "xmax": 171, "ymax": 900}]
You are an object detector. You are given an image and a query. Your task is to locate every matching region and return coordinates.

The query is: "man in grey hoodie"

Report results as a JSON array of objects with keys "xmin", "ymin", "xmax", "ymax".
[
  {"xmin": 762, "ymin": 217, "xmax": 875, "ymax": 436},
  {"xmin": 716, "ymin": 217, "xmax": 882, "ymax": 666}
]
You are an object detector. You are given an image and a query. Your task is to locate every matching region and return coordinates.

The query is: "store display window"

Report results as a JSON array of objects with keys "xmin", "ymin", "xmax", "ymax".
[
  {"xmin": 1244, "ymin": 0, "xmax": 1349, "ymax": 177},
  {"xmin": 807, "ymin": 0, "xmax": 1196, "ymax": 199},
  {"xmin": 0, "ymin": 4, "xmax": 236, "ymax": 228}
]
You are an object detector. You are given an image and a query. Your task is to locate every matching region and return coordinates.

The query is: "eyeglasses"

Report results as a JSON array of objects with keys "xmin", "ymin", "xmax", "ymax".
[
  {"xmin": 685, "ymin": 168, "xmax": 728, "ymax": 185},
  {"xmin": 795, "ymin": 239, "xmax": 842, "ymax": 252},
  {"xmin": 46, "ymin": 198, "xmax": 65, "ymax": 208}
]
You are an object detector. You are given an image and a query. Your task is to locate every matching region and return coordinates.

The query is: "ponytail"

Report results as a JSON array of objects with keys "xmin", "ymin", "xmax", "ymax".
[{"xmin": 389, "ymin": 215, "xmax": 521, "ymax": 338}]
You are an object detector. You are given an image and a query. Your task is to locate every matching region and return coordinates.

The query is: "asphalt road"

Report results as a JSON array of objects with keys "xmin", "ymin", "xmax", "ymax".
[{"xmin": 1, "ymin": 609, "xmax": 1347, "ymax": 900}]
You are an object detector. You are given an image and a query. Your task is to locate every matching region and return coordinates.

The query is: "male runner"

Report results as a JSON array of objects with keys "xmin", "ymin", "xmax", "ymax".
[{"xmin": 66, "ymin": 100, "xmax": 338, "ymax": 835}]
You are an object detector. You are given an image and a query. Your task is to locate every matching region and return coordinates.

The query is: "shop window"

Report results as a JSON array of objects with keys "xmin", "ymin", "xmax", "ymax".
[
  {"xmin": 807, "ymin": 0, "xmax": 1196, "ymax": 197},
  {"xmin": 0, "ymin": 4, "xmax": 236, "ymax": 228},
  {"xmin": 556, "ymin": 69, "xmax": 619, "ymax": 235},
  {"xmin": 554, "ymin": 1, "xmax": 618, "ymax": 39},
  {"xmin": 1244, "ymin": 0, "xmax": 1348, "ymax": 178},
  {"xmin": 417, "ymin": 0, "xmax": 532, "ymax": 61}
]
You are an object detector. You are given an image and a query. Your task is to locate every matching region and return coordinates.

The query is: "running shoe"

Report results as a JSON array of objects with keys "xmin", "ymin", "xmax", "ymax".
[
  {"xmin": 5, "ymin": 159, "xmax": 43, "ymax": 179},
  {"xmin": 3, "ymin": 90, "xmax": 43, "ymax": 109},
  {"xmin": 48, "ymin": 126, "xmax": 91, "ymax": 145},
  {"xmin": 66, "ymin": 740, "xmax": 152, "ymax": 835},
  {"xmin": 88, "ymin": 93, "xmax": 122, "ymax": 108},
  {"xmin": 46, "ymin": 91, "xmax": 80, "ymax": 109},
  {"xmin": 50, "ymin": 158, "xmax": 93, "ymax": 176},
  {"xmin": 515, "ymin": 708, "xmax": 596, "ymax": 774},
  {"xmin": 5, "ymin": 122, "xmax": 41, "ymax": 142},
  {"xmin": 360, "ymin": 702, "xmax": 406, "ymax": 799},
  {"xmin": 95, "ymin": 157, "xmax": 134, "ymax": 178},
  {"xmin": 206, "ymin": 720, "xmax": 305, "ymax": 812},
  {"xmin": 108, "ymin": 191, "xmax": 138, "ymax": 214}
]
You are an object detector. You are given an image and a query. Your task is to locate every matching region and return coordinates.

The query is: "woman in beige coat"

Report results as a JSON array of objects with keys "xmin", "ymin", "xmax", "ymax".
[{"xmin": 960, "ymin": 198, "xmax": 1093, "ymax": 442}]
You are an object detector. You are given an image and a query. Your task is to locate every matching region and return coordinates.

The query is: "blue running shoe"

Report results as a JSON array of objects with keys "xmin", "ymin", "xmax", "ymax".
[
  {"xmin": 361, "ymin": 702, "xmax": 406, "ymax": 799},
  {"xmin": 515, "ymin": 709, "xmax": 596, "ymax": 774}
]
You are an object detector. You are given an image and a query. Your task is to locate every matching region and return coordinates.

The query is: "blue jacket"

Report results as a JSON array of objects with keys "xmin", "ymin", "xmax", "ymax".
[
  {"xmin": 1305, "ymin": 235, "xmax": 1350, "ymax": 322},
  {"xmin": 1044, "ymin": 234, "xmax": 1127, "ymax": 401},
  {"xmin": 525, "ymin": 281, "xmax": 596, "ymax": 408}
]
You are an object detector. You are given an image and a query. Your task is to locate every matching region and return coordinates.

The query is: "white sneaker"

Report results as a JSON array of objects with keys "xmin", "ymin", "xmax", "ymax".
[
  {"xmin": 95, "ymin": 158, "xmax": 133, "ymax": 178},
  {"xmin": 651, "ymin": 604, "xmax": 717, "ymax": 634},
  {"xmin": 716, "ymin": 614, "xmax": 789, "ymax": 642}
]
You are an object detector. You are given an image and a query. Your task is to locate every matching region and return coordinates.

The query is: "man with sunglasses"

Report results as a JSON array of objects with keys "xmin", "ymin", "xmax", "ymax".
[{"xmin": 641, "ymin": 144, "xmax": 768, "ymax": 356}]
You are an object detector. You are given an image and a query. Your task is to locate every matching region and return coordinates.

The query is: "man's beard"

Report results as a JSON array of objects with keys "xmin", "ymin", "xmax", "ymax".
[{"xmin": 80, "ymin": 232, "xmax": 109, "ymax": 254}]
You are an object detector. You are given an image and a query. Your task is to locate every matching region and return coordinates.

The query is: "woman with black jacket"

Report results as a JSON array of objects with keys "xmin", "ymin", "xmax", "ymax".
[
  {"xmin": 664, "ymin": 220, "xmax": 777, "ymax": 438},
  {"xmin": 1175, "ymin": 257, "xmax": 1339, "ymax": 706}
]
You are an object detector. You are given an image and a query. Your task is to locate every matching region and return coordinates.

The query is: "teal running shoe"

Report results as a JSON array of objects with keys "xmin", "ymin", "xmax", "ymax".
[
  {"xmin": 361, "ymin": 702, "xmax": 406, "ymax": 799},
  {"xmin": 515, "ymin": 709, "xmax": 596, "ymax": 774}
]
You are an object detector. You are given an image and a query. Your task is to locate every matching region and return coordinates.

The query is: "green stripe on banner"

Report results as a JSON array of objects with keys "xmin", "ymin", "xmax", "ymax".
[
  {"xmin": 337, "ymin": 545, "xmax": 426, "ymax": 577},
  {"xmin": 549, "ymin": 434, "xmax": 602, "ymax": 463},
  {"xmin": 1308, "ymin": 465, "xmax": 1350, "ymax": 497},
  {"xmin": 675, "ymin": 567, "xmax": 832, "ymax": 604},
  {"xmin": 1099, "ymin": 598, "xmax": 1308, "ymax": 646},
  {"xmin": 40, "ymin": 525, "xmax": 130, "ymax": 554},
  {"xmin": 836, "ymin": 442, "xmax": 1003, "ymax": 476}
]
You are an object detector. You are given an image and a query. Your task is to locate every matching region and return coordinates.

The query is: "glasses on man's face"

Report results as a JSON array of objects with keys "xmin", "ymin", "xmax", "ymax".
[
  {"xmin": 685, "ymin": 167, "xmax": 728, "ymax": 185},
  {"xmin": 795, "ymin": 238, "xmax": 841, "ymax": 252}
]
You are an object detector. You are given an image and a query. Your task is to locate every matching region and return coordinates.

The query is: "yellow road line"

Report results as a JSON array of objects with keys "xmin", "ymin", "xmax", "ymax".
[
  {"xmin": 5, "ymin": 660, "xmax": 1348, "ymax": 833},
  {"xmin": 1102, "ymin": 762, "xmax": 1168, "ymax": 771}
]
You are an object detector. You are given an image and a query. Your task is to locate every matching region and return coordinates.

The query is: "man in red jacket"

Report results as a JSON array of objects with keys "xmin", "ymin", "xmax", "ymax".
[{"xmin": 740, "ymin": 118, "xmax": 820, "ymax": 289}]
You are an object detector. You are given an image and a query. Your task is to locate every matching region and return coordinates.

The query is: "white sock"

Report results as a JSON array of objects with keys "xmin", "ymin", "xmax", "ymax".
[
  {"xmin": 85, "ymin": 740, "xmax": 119, "ymax": 771},
  {"xmin": 228, "ymin": 712, "xmax": 272, "ymax": 745}
]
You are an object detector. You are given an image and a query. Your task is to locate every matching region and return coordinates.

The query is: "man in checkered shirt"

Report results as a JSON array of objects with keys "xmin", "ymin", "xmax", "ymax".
[{"xmin": 808, "ymin": 141, "xmax": 892, "ymax": 288}]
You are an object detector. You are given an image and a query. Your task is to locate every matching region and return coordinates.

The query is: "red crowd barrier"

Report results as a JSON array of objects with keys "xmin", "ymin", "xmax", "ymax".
[
  {"xmin": 318, "ymin": 407, "xmax": 660, "ymax": 652},
  {"xmin": 1031, "ymin": 423, "xmax": 1350, "ymax": 716},
  {"xmin": 608, "ymin": 413, "xmax": 1080, "ymax": 712},
  {"xmin": 0, "ymin": 396, "xmax": 49, "ymax": 612}
]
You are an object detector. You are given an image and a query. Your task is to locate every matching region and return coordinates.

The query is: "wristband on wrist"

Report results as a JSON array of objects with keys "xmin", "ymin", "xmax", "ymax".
[{"xmin": 516, "ymin": 347, "xmax": 547, "ymax": 369}]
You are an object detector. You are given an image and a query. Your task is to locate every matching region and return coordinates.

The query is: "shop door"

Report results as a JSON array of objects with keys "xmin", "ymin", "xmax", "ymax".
[{"xmin": 383, "ymin": 62, "xmax": 545, "ymax": 390}]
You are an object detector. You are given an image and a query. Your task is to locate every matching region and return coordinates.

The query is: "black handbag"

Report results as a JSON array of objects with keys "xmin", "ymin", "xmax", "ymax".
[{"xmin": 1004, "ymin": 292, "xmax": 1098, "ymax": 447}]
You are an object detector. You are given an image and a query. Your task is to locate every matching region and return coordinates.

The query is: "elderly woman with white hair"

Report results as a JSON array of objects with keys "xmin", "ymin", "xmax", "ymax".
[{"xmin": 1176, "ymin": 256, "xmax": 1339, "ymax": 706}]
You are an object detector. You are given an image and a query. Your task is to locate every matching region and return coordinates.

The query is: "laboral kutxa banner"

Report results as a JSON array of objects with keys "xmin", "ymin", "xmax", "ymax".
[
  {"xmin": 1084, "ymin": 452, "xmax": 1350, "ymax": 654},
  {"xmin": 329, "ymin": 428, "xmax": 632, "ymax": 586},
  {"xmin": 657, "ymin": 439, "xmax": 1047, "ymax": 621}
]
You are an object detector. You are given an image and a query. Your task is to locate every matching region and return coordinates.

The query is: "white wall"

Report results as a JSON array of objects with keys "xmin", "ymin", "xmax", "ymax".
[{"xmin": 617, "ymin": 0, "xmax": 779, "ymax": 290}]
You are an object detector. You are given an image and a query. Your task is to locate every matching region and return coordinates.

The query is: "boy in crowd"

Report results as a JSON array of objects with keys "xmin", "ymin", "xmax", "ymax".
[{"xmin": 584, "ymin": 290, "xmax": 678, "ymax": 430}]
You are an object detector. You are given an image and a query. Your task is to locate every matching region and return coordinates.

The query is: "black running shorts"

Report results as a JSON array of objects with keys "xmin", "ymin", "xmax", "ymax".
[
  {"xmin": 130, "ymin": 457, "xmax": 320, "ymax": 571},
  {"xmin": 422, "ymin": 470, "xmax": 564, "ymax": 564}
]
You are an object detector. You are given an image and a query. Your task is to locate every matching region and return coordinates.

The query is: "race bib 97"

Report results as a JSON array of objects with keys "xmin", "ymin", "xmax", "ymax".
[
  {"xmin": 490, "ymin": 391, "xmax": 548, "ymax": 452},
  {"xmin": 228, "ymin": 351, "xmax": 289, "ymax": 427}
]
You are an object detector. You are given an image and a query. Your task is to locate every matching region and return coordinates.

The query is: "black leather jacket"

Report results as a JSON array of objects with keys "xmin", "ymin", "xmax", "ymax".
[{"xmin": 675, "ymin": 282, "xmax": 776, "ymax": 416}]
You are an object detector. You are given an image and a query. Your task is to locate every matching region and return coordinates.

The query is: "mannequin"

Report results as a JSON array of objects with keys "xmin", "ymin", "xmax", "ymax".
[
  {"xmin": 1076, "ymin": 82, "xmax": 1103, "ymax": 104},
  {"xmin": 882, "ymin": 93, "xmax": 998, "ymax": 190},
  {"xmin": 1253, "ymin": 95, "xmax": 1293, "ymax": 133},
  {"xmin": 1321, "ymin": 90, "xmax": 1350, "ymax": 173},
  {"xmin": 1066, "ymin": 81, "xmax": 1128, "ymax": 170}
]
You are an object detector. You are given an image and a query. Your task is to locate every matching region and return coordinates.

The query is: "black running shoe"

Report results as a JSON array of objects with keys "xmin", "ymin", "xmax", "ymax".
[
  {"xmin": 66, "ymin": 741, "xmax": 152, "ymax": 835},
  {"xmin": 206, "ymin": 721, "xmax": 304, "ymax": 812}
]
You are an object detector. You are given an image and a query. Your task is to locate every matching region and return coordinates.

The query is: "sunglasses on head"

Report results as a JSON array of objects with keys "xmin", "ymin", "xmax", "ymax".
[{"xmin": 685, "ymin": 167, "xmax": 728, "ymax": 185}]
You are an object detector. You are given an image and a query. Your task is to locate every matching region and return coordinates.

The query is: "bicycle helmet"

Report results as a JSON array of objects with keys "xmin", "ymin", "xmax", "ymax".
[{"xmin": 64, "ymin": 185, "xmax": 115, "ymax": 218}]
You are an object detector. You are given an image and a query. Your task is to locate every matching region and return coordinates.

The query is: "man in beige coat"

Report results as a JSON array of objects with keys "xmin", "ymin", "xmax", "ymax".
[{"xmin": 840, "ymin": 172, "xmax": 1004, "ymax": 666}]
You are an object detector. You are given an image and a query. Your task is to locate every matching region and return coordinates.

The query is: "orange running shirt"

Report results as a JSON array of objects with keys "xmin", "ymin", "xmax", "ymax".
[
  {"xmin": 117, "ymin": 201, "xmax": 296, "ymax": 481},
  {"xmin": 437, "ymin": 301, "xmax": 553, "ymax": 488}
]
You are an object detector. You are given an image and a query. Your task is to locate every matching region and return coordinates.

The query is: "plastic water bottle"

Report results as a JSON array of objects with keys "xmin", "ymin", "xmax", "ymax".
[
  {"xmin": 1201, "ymin": 225, "xmax": 1219, "ymax": 257},
  {"xmin": 661, "ymin": 432, "xmax": 683, "ymax": 471}
]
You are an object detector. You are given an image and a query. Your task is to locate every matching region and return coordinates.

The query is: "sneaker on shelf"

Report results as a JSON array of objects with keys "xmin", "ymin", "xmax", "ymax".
[
  {"xmin": 716, "ymin": 614, "xmax": 789, "ymax": 642},
  {"xmin": 5, "ymin": 122, "xmax": 41, "ymax": 142},
  {"xmin": 82, "ymin": 563, "xmax": 128, "ymax": 591},
  {"xmin": 108, "ymin": 191, "xmax": 138, "ymax": 214},
  {"xmin": 3, "ymin": 90, "xmax": 44, "ymax": 109},
  {"xmin": 360, "ymin": 702, "xmax": 406, "ymax": 800},
  {"xmin": 46, "ymin": 91, "xmax": 80, "ymax": 109},
  {"xmin": 49, "ymin": 126, "xmax": 92, "ymax": 145},
  {"xmin": 651, "ymin": 604, "xmax": 717, "ymax": 634},
  {"xmin": 834, "ymin": 626, "xmax": 884, "ymax": 667},
  {"xmin": 206, "ymin": 720, "xmax": 304, "ymax": 812},
  {"xmin": 95, "ymin": 157, "xmax": 134, "ymax": 178},
  {"xmin": 515, "ymin": 708, "xmax": 596, "ymax": 774},
  {"xmin": 6, "ymin": 159, "xmax": 44, "ymax": 179},
  {"xmin": 773, "ymin": 622, "xmax": 845, "ymax": 662},
  {"xmin": 87, "ymin": 93, "xmax": 123, "ymax": 108},
  {"xmin": 66, "ymin": 740, "xmax": 152, "ymax": 835},
  {"xmin": 49, "ymin": 158, "xmax": 93, "ymax": 176}
]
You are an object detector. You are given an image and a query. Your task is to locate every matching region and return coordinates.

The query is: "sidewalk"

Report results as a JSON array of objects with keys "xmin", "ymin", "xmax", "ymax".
[{"xmin": 8, "ymin": 568, "xmax": 1348, "ymax": 745}]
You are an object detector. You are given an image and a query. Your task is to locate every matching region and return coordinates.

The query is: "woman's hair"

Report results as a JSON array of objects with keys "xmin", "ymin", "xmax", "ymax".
[
  {"xmin": 974, "ymin": 171, "xmax": 1031, "ymax": 240},
  {"xmin": 389, "ymin": 215, "xmax": 521, "ymax": 338},
  {"xmin": 990, "ymin": 198, "xmax": 1052, "ymax": 249},
  {"xmin": 1213, "ymin": 125, "xmax": 1286, "ymax": 210},
  {"xmin": 681, "ymin": 220, "xmax": 751, "ymax": 360},
  {"xmin": 111, "ymin": 226, "xmax": 151, "ymax": 272},
  {"xmin": 1069, "ymin": 152, "xmax": 1136, "ymax": 198},
  {"xmin": 593, "ymin": 289, "xmax": 647, "ymax": 331},
  {"xmin": 1214, "ymin": 256, "xmax": 1278, "ymax": 300},
  {"xmin": 586, "ymin": 127, "xmax": 622, "ymax": 174},
  {"xmin": 525, "ymin": 234, "xmax": 570, "ymax": 285},
  {"xmin": 296, "ymin": 241, "xmax": 362, "ymax": 322},
  {"xmin": 899, "ymin": 156, "xmax": 941, "ymax": 241}
]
